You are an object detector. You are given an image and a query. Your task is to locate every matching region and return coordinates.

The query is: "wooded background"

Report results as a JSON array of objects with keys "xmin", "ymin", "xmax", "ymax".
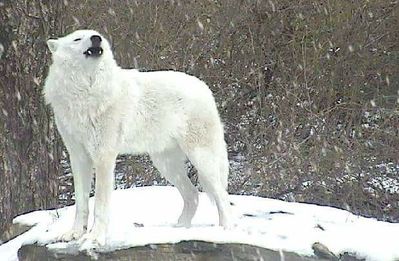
[{"xmin": 1, "ymin": 0, "xmax": 398, "ymax": 237}]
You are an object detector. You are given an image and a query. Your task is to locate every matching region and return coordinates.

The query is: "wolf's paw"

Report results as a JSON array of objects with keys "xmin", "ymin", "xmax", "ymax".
[
  {"xmin": 176, "ymin": 219, "xmax": 192, "ymax": 228},
  {"xmin": 78, "ymin": 228, "xmax": 106, "ymax": 250},
  {"xmin": 59, "ymin": 227, "xmax": 86, "ymax": 242},
  {"xmin": 176, "ymin": 212, "xmax": 195, "ymax": 228},
  {"xmin": 220, "ymin": 216, "xmax": 235, "ymax": 230}
]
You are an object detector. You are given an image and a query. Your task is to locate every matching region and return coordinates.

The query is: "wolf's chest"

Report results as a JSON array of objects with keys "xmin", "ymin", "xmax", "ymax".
[
  {"xmin": 52, "ymin": 96, "xmax": 101, "ymax": 142},
  {"xmin": 54, "ymin": 103, "xmax": 91, "ymax": 132}
]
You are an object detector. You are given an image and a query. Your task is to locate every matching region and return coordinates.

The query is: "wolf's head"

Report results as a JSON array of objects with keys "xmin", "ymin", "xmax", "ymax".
[{"xmin": 47, "ymin": 30, "xmax": 114, "ymax": 64}]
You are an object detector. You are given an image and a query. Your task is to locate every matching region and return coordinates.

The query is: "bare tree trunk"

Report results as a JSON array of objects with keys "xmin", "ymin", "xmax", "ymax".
[{"xmin": 0, "ymin": 0, "xmax": 65, "ymax": 235}]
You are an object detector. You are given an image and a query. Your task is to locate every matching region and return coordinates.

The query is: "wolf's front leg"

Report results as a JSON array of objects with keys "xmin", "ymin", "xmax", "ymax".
[
  {"xmin": 60, "ymin": 149, "xmax": 93, "ymax": 242},
  {"xmin": 79, "ymin": 152, "xmax": 116, "ymax": 248}
]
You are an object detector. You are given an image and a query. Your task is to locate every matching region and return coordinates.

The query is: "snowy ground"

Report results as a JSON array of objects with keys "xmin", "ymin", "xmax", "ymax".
[{"xmin": 1, "ymin": 186, "xmax": 398, "ymax": 261}]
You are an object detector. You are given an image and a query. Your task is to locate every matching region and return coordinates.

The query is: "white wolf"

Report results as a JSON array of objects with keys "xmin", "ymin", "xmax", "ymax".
[{"xmin": 44, "ymin": 30, "xmax": 232, "ymax": 246}]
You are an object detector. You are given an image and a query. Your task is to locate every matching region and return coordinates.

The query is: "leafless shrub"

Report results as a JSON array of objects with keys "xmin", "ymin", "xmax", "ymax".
[{"xmin": 2, "ymin": 1, "xmax": 398, "ymax": 235}]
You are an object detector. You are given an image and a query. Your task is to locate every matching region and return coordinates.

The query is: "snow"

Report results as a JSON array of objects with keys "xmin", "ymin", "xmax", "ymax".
[{"xmin": 1, "ymin": 186, "xmax": 398, "ymax": 261}]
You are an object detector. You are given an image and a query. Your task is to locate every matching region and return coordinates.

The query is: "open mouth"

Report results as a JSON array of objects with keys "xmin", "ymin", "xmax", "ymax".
[{"xmin": 83, "ymin": 46, "xmax": 103, "ymax": 57}]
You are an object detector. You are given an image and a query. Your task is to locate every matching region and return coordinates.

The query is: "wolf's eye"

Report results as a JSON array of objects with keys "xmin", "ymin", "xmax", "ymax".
[{"xmin": 73, "ymin": 38, "xmax": 82, "ymax": 42}]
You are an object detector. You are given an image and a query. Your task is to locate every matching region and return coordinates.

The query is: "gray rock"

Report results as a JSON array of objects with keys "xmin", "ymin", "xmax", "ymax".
[
  {"xmin": 312, "ymin": 242, "xmax": 338, "ymax": 260},
  {"xmin": 312, "ymin": 242, "xmax": 365, "ymax": 261},
  {"xmin": 18, "ymin": 241, "xmax": 325, "ymax": 261}
]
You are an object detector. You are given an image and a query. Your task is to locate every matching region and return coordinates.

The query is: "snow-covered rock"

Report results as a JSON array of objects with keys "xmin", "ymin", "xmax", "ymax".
[{"xmin": 1, "ymin": 186, "xmax": 398, "ymax": 261}]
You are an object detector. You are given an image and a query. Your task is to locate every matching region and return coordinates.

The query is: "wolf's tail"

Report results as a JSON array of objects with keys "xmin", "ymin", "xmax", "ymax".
[{"xmin": 219, "ymin": 141, "xmax": 229, "ymax": 191}]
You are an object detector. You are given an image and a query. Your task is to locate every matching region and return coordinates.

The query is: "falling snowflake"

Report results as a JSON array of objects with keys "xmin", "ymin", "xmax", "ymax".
[
  {"xmin": 0, "ymin": 43, "xmax": 4, "ymax": 58},
  {"xmin": 197, "ymin": 19, "xmax": 204, "ymax": 31}
]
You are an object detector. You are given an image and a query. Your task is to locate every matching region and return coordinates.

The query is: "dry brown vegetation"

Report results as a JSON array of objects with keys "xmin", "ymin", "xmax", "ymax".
[{"xmin": 1, "ymin": 0, "xmax": 398, "ymax": 234}]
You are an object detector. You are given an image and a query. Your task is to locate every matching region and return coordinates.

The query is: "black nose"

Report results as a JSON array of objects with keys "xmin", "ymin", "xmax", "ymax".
[{"xmin": 90, "ymin": 35, "xmax": 102, "ymax": 46}]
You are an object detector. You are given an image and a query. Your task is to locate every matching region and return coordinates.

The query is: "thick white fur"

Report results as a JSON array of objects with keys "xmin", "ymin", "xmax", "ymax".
[{"xmin": 44, "ymin": 30, "xmax": 232, "ymax": 246}]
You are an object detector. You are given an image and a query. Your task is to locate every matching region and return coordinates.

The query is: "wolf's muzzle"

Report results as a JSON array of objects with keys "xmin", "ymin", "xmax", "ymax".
[{"xmin": 83, "ymin": 35, "xmax": 103, "ymax": 58}]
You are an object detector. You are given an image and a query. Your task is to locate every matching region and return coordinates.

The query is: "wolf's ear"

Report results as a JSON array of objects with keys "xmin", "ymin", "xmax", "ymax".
[{"xmin": 47, "ymin": 39, "xmax": 58, "ymax": 53}]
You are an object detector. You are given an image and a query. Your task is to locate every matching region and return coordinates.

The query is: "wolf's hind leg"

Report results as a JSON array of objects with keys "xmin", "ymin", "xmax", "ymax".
[
  {"xmin": 185, "ymin": 147, "xmax": 232, "ymax": 228},
  {"xmin": 151, "ymin": 148, "xmax": 199, "ymax": 227}
]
